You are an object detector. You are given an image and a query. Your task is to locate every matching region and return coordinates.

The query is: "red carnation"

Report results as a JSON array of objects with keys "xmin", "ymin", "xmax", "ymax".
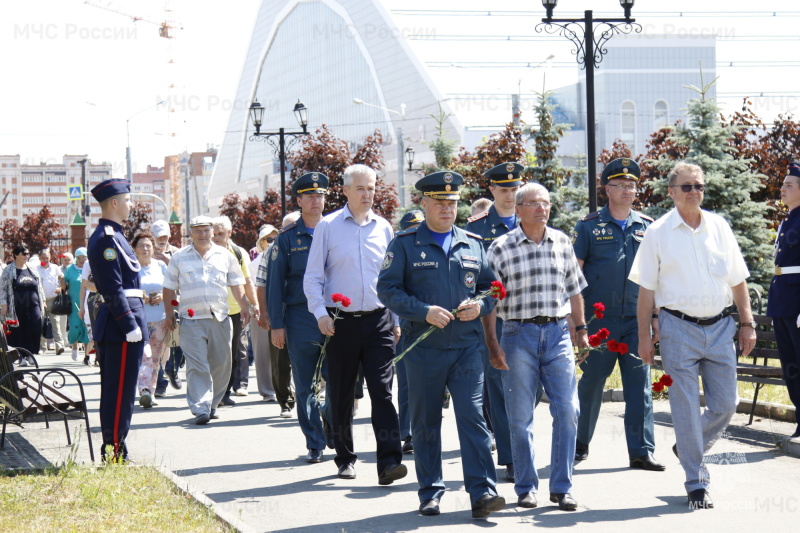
[
  {"xmin": 588, "ymin": 334, "xmax": 601, "ymax": 347},
  {"xmin": 331, "ymin": 293, "xmax": 343, "ymax": 303},
  {"xmin": 596, "ymin": 328, "xmax": 610, "ymax": 341},
  {"xmin": 593, "ymin": 302, "xmax": 605, "ymax": 313},
  {"xmin": 607, "ymin": 339, "xmax": 619, "ymax": 352},
  {"xmin": 594, "ymin": 310, "xmax": 604, "ymax": 320},
  {"xmin": 490, "ymin": 280, "xmax": 507, "ymax": 300},
  {"xmin": 171, "ymin": 300, "xmax": 179, "ymax": 307},
  {"xmin": 187, "ymin": 309, "xmax": 195, "ymax": 317},
  {"xmin": 616, "ymin": 342, "xmax": 629, "ymax": 355},
  {"xmin": 652, "ymin": 382, "xmax": 665, "ymax": 392},
  {"xmin": 340, "ymin": 296, "xmax": 351, "ymax": 308},
  {"xmin": 40, "ymin": 261, "xmax": 47, "ymax": 267},
  {"xmin": 659, "ymin": 374, "xmax": 673, "ymax": 387}
]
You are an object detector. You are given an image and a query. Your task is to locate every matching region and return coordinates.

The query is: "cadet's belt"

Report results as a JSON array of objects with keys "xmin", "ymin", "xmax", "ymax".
[
  {"xmin": 775, "ymin": 266, "xmax": 800, "ymax": 275},
  {"xmin": 662, "ymin": 306, "xmax": 733, "ymax": 327},
  {"xmin": 123, "ymin": 289, "xmax": 146, "ymax": 299},
  {"xmin": 515, "ymin": 316, "xmax": 561, "ymax": 325},
  {"xmin": 328, "ymin": 307, "xmax": 384, "ymax": 318}
]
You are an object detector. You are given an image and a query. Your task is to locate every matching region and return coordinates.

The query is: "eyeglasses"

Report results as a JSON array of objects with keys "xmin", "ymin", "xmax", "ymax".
[
  {"xmin": 19, "ymin": 252, "xmax": 30, "ymax": 256},
  {"xmin": 607, "ymin": 183, "xmax": 638, "ymax": 192},
  {"xmin": 517, "ymin": 201, "xmax": 551, "ymax": 209},
  {"xmin": 670, "ymin": 184, "xmax": 705, "ymax": 193}
]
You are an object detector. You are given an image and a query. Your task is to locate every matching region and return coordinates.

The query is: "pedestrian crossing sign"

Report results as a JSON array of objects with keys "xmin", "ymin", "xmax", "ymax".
[{"xmin": 67, "ymin": 184, "xmax": 84, "ymax": 201}]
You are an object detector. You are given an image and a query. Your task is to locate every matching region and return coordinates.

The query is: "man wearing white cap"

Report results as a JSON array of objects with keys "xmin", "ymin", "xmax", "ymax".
[{"xmin": 163, "ymin": 215, "xmax": 250, "ymax": 425}]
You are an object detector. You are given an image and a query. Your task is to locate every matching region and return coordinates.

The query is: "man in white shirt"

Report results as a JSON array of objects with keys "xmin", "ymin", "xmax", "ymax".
[
  {"xmin": 36, "ymin": 248, "xmax": 66, "ymax": 354},
  {"xmin": 629, "ymin": 162, "xmax": 757, "ymax": 510},
  {"xmin": 163, "ymin": 216, "xmax": 250, "ymax": 425}
]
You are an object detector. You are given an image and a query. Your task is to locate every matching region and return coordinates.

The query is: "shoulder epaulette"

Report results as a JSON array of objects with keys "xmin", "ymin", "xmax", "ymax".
[
  {"xmin": 467, "ymin": 210, "xmax": 490, "ymax": 223},
  {"xmin": 279, "ymin": 221, "xmax": 298, "ymax": 234},
  {"xmin": 464, "ymin": 230, "xmax": 483, "ymax": 241},
  {"xmin": 103, "ymin": 225, "xmax": 115, "ymax": 236},
  {"xmin": 396, "ymin": 227, "xmax": 419, "ymax": 237},
  {"xmin": 581, "ymin": 212, "xmax": 600, "ymax": 222}
]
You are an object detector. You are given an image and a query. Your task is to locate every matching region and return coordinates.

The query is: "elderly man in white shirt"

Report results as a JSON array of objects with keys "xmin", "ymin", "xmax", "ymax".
[
  {"xmin": 163, "ymin": 216, "xmax": 251, "ymax": 425},
  {"xmin": 36, "ymin": 248, "xmax": 66, "ymax": 354},
  {"xmin": 629, "ymin": 162, "xmax": 757, "ymax": 510}
]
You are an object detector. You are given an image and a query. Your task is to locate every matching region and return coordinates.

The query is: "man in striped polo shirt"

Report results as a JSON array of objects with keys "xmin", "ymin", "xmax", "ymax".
[{"xmin": 163, "ymin": 216, "xmax": 251, "ymax": 425}]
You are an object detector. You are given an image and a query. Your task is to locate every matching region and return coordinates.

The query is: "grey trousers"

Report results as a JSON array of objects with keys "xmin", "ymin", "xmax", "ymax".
[
  {"xmin": 658, "ymin": 310, "xmax": 738, "ymax": 493},
  {"xmin": 42, "ymin": 297, "xmax": 66, "ymax": 349},
  {"xmin": 180, "ymin": 317, "xmax": 233, "ymax": 417},
  {"xmin": 251, "ymin": 322, "xmax": 275, "ymax": 398}
]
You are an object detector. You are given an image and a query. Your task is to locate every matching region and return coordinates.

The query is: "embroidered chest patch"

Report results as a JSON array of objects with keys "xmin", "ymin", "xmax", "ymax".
[{"xmin": 464, "ymin": 271, "xmax": 476, "ymax": 289}]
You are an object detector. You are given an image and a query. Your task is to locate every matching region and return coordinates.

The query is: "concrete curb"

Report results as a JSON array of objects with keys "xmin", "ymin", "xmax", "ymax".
[{"xmin": 156, "ymin": 464, "xmax": 256, "ymax": 533}]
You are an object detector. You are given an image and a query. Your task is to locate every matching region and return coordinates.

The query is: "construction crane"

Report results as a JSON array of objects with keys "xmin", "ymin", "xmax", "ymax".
[{"xmin": 83, "ymin": 1, "xmax": 181, "ymax": 38}]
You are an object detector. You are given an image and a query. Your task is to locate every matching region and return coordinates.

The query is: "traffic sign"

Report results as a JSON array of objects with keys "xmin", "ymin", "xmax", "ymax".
[{"xmin": 67, "ymin": 184, "xmax": 84, "ymax": 201}]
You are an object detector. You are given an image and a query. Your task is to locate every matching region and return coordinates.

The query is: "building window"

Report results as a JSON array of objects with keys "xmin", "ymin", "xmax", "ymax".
[
  {"xmin": 621, "ymin": 101, "xmax": 636, "ymax": 155},
  {"xmin": 654, "ymin": 100, "xmax": 669, "ymax": 130}
]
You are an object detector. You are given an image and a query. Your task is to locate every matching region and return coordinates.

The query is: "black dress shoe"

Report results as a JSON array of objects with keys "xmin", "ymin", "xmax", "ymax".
[
  {"xmin": 550, "ymin": 493, "xmax": 578, "ymax": 511},
  {"xmin": 220, "ymin": 395, "xmax": 236, "ymax": 406},
  {"xmin": 210, "ymin": 409, "xmax": 219, "ymax": 419},
  {"xmin": 630, "ymin": 453, "xmax": 666, "ymax": 471},
  {"xmin": 504, "ymin": 464, "xmax": 515, "ymax": 482},
  {"xmin": 195, "ymin": 413, "xmax": 210, "ymax": 425},
  {"xmin": 687, "ymin": 489, "xmax": 714, "ymax": 509},
  {"xmin": 402, "ymin": 437, "xmax": 414, "ymax": 454},
  {"xmin": 306, "ymin": 449, "xmax": 323, "ymax": 463},
  {"xmin": 419, "ymin": 499, "xmax": 440, "ymax": 516},
  {"xmin": 575, "ymin": 441, "xmax": 589, "ymax": 461},
  {"xmin": 168, "ymin": 373, "xmax": 182, "ymax": 390},
  {"xmin": 378, "ymin": 463, "xmax": 408, "ymax": 485},
  {"xmin": 337, "ymin": 463, "xmax": 356, "ymax": 479},
  {"xmin": 471, "ymin": 494, "xmax": 505, "ymax": 519},
  {"xmin": 517, "ymin": 492, "xmax": 537, "ymax": 508}
]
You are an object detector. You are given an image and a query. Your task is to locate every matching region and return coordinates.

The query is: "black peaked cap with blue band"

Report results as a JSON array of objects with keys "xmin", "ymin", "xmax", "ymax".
[{"xmin": 91, "ymin": 178, "xmax": 131, "ymax": 203}]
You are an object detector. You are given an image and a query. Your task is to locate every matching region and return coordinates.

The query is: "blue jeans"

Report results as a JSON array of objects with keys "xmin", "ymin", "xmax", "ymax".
[{"xmin": 501, "ymin": 318, "xmax": 579, "ymax": 496}]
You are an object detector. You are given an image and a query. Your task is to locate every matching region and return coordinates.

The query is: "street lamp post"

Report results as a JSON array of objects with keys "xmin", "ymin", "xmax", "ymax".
[
  {"xmin": 537, "ymin": 0, "xmax": 640, "ymax": 212},
  {"xmin": 248, "ymin": 99, "xmax": 309, "ymax": 218},
  {"xmin": 353, "ymin": 98, "xmax": 407, "ymax": 208},
  {"xmin": 126, "ymin": 100, "xmax": 166, "ymax": 183}
]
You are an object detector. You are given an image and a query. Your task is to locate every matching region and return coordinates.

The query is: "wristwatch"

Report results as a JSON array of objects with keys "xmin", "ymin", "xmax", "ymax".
[
  {"xmin": 575, "ymin": 324, "xmax": 587, "ymax": 332},
  {"xmin": 741, "ymin": 321, "xmax": 757, "ymax": 329}
]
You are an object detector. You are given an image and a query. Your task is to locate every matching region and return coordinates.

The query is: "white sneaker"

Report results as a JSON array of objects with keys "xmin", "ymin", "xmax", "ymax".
[
  {"xmin": 71, "ymin": 349, "xmax": 79, "ymax": 361},
  {"xmin": 234, "ymin": 389, "xmax": 248, "ymax": 397},
  {"xmin": 26, "ymin": 356, "xmax": 35, "ymax": 366},
  {"xmin": 18, "ymin": 357, "xmax": 28, "ymax": 367}
]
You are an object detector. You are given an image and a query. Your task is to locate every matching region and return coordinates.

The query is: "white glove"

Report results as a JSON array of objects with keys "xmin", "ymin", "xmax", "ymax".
[
  {"xmin": 796, "ymin": 313, "xmax": 800, "ymax": 328},
  {"xmin": 143, "ymin": 343, "xmax": 152, "ymax": 359},
  {"xmin": 126, "ymin": 327, "xmax": 143, "ymax": 343}
]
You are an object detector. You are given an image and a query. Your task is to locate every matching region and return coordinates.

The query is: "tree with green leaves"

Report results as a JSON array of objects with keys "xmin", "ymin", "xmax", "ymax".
[
  {"xmin": 646, "ymin": 74, "xmax": 773, "ymax": 290},
  {"xmin": 525, "ymin": 90, "xmax": 588, "ymax": 232}
]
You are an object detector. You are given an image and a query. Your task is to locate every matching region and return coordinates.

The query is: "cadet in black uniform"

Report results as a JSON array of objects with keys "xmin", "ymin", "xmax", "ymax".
[{"xmin": 87, "ymin": 178, "xmax": 149, "ymax": 461}]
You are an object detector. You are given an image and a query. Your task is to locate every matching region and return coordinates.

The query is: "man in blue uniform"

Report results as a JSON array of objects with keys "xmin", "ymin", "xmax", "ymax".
[
  {"xmin": 394, "ymin": 209, "xmax": 425, "ymax": 455},
  {"xmin": 87, "ymin": 178, "xmax": 149, "ymax": 462},
  {"xmin": 466, "ymin": 161, "xmax": 523, "ymax": 482},
  {"xmin": 267, "ymin": 172, "xmax": 333, "ymax": 463},
  {"xmin": 767, "ymin": 162, "xmax": 800, "ymax": 439},
  {"xmin": 572, "ymin": 158, "xmax": 664, "ymax": 471},
  {"xmin": 378, "ymin": 171, "xmax": 504, "ymax": 519}
]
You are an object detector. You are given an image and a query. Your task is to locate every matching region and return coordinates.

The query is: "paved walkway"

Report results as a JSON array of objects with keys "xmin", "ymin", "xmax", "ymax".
[{"xmin": 2, "ymin": 348, "xmax": 799, "ymax": 532}]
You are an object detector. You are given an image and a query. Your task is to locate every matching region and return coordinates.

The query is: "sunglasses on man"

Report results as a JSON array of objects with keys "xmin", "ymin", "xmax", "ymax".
[{"xmin": 670, "ymin": 184, "xmax": 705, "ymax": 193}]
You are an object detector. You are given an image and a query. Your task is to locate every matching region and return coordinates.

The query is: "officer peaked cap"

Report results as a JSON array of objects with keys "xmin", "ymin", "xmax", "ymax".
[
  {"xmin": 601, "ymin": 158, "xmax": 640, "ymax": 185},
  {"xmin": 484, "ymin": 162, "xmax": 525, "ymax": 187},
  {"xmin": 415, "ymin": 171, "xmax": 463, "ymax": 201},
  {"xmin": 91, "ymin": 178, "xmax": 131, "ymax": 203},
  {"xmin": 292, "ymin": 172, "xmax": 329, "ymax": 195},
  {"xmin": 788, "ymin": 162, "xmax": 800, "ymax": 178}
]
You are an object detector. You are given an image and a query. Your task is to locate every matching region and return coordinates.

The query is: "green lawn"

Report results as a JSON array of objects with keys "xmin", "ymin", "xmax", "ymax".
[{"xmin": 0, "ymin": 461, "xmax": 233, "ymax": 533}]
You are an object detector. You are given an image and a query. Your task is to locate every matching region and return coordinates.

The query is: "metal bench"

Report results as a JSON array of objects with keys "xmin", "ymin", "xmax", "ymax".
[{"xmin": 0, "ymin": 329, "xmax": 95, "ymax": 462}]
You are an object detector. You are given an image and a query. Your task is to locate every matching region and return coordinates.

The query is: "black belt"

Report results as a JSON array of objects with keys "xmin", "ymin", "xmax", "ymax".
[
  {"xmin": 327, "ymin": 307, "xmax": 385, "ymax": 318},
  {"xmin": 516, "ymin": 316, "xmax": 561, "ymax": 325},
  {"xmin": 661, "ymin": 306, "xmax": 733, "ymax": 326}
]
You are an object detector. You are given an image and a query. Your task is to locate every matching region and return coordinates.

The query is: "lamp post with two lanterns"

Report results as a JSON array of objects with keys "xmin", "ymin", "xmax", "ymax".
[
  {"xmin": 536, "ymin": 0, "xmax": 640, "ymax": 213},
  {"xmin": 248, "ymin": 99, "xmax": 309, "ymax": 218}
]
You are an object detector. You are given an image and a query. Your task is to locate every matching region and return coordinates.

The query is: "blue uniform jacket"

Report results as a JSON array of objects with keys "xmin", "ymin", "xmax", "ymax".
[
  {"xmin": 267, "ymin": 218, "xmax": 314, "ymax": 330},
  {"xmin": 767, "ymin": 207, "xmax": 800, "ymax": 318},
  {"xmin": 87, "ymin": 218, "xmax": 148, "ymax": 343},
  {"xmin": 572, "ymin": 206, "xmax": 651, "ymax": 318},
  {"xmin": 465, "ymin": 204, "xmax": 518, "ymax": 251},
  {"xmin": 377, "ymin": 222, "xmax": 497, "ymax": 350}
]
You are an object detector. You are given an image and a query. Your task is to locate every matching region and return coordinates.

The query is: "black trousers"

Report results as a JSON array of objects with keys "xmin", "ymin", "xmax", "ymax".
[
  {"xmin": 226, "ymin": 313, "xmax": 249, "ymax": 395},
  {"xmin": 774, "ymin": 316, "xmax": 800, "ymax": 426},
  {"xmin": 326, "ymin": 308, "xmax": 402, "ymax": 473},
  {"xmin": 99, "ymin": 339, "xmax": 144, "ymax": 459},
  {"xmin": 269, "ymin": 330, "xmax": 294, "ymax": 410},
  {"xmin": 8, "ymin": 305, "xmax": 41, "ymax": 356}
]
